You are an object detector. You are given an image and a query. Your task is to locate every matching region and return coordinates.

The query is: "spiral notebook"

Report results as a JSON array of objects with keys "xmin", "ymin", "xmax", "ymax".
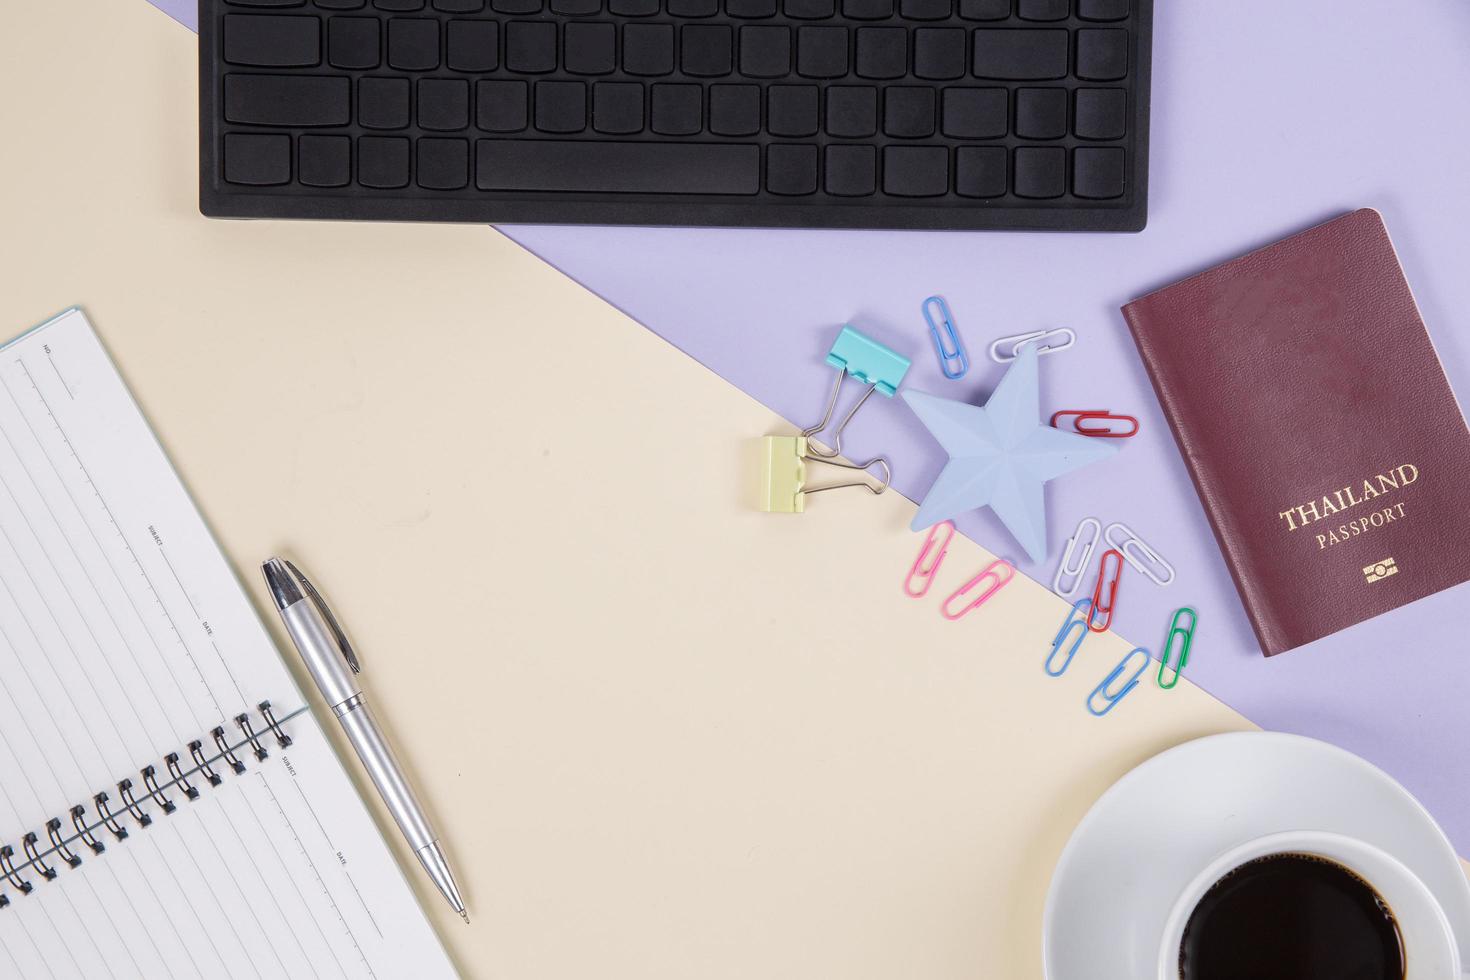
[{"xmin": 0, "ymin": 309, "xmax": 456, "ymax": 978}]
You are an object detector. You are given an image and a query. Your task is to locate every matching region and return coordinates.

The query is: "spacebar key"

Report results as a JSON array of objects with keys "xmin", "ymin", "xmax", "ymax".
[{"xmin": 476, "ymin": 140, "xmax": 760, "ymax": 195}]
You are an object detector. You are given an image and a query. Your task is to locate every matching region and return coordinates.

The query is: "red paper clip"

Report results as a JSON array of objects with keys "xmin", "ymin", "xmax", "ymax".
[
  {"xmin": 904, "ymin": 521, "xmax": 955, "ymax": 598},
  {"xmin": 1089, "ymin": 549, "xmax": 1124, "ymax": 633},
  {"xmin": 940, "ymin": 559, "xmax": 1014, "ymax": 621},
  {"xmin": 1050, "ymin": 410, "xmax": 1139, "ymax": 439}
]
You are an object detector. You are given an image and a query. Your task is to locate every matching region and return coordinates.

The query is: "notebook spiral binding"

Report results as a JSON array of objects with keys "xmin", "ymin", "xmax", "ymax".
[{"xmin": 0, "ymin": 700, "xmax": 297, "ymax": 910}]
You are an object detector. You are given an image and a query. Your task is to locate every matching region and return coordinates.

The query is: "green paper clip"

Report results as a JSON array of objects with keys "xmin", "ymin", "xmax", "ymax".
[
  {"xmin": 804, "ymin": 326, "xmax": 910, "ymax": 463},
  {"xmin": 1157, "ymin": 606, "xmax": 1197, "ymax": 689}
]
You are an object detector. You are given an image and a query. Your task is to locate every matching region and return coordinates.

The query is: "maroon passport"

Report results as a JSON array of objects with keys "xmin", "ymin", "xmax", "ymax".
[{"xmin": 1122, "ymin": 209, "xmax": 1470, "ymax": 655}]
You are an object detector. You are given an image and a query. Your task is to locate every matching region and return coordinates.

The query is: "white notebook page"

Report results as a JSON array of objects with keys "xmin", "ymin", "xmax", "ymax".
[{"xmin": 0, "ymin": 309, "xmax": 456, "ymax": 979}]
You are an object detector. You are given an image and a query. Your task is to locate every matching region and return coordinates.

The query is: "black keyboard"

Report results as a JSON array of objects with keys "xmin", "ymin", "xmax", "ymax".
[{"xmin": 199, "ymin": 0, "xmax": 1152, "ymax": 231}]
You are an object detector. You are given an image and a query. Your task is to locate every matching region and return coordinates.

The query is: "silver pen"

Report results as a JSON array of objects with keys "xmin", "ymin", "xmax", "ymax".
[{"xmin": 261, "ymin": 558, "xmax": 469, "ymax": 924}]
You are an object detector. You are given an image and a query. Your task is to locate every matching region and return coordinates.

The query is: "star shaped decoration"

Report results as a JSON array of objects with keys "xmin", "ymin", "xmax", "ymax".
[{"xmin": 904, "ymin": 343, "xmax": 1120, "ymax": 564}]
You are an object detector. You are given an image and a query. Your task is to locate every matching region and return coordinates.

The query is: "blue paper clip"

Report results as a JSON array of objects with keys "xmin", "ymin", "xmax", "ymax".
[
  {"xmin": 1045, "ymin": 598, "xmax": 1092, "ymax": 677},
  {"xmin": 922, "ymin": 296, "xmax": 969, "ymax": 380},
  {"xmin": 804, "ymin": 326, "xmax": 911, "ymax": 459},
  {"xmin": 1086, "ymin": 647, "xmax": 1151, "ymax": 717}
]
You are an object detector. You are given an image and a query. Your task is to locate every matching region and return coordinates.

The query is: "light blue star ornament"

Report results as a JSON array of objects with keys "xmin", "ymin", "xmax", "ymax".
[{"xmin": 904, "ymin": 343, "xmax": 1120, "ymax": 564}]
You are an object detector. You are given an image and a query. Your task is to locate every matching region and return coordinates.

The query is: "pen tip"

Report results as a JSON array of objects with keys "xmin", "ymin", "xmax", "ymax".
[{"xmin": 460, "ymin": 911, "xmax": 470, "ymax": 925}]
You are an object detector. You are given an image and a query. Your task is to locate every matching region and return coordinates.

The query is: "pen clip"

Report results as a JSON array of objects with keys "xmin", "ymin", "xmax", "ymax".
[{"xmin": 284, "ymin": 560, "xmax": 361, "ymax": 674}]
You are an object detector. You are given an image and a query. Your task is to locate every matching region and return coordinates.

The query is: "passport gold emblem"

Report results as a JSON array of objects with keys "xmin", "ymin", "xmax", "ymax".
[{"xmin": 1364, "ymin": 558, "xmax": 1398, "ymax": 584}]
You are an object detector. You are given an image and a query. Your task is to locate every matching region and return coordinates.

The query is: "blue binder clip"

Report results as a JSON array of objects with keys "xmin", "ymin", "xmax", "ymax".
[
  {"xmin": 1086, "ymin": 647, "xmax": 1151, "ymax": 717},
  {"xmin": 803, "ymin": 326, "xmax": 910, "ymax": 460},
  {"xmin": 922, "ymin": 296, "xmax": 969, "ymax": 380}
]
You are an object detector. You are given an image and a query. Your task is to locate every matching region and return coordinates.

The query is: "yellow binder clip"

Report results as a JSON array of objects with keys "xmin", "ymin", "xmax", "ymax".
[{"xmin": 758, "ymin": 436, "xmax": 890, "ymax": 513}]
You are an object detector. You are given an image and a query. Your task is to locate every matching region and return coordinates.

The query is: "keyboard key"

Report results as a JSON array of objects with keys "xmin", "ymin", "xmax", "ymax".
[
  {"xmin": 624, "ymin": 24, "xmax": 674, "ymax": 75},
  {"xmin": 224, "ymin": 73, "xmax": 350, "ymax": 126},
  {"xmin": 593, "ymin": 82, "xmax": 644, "ymax": 133},
  {"xmin": 1076, "ymin": 29, "xmax": 1127, "ymax": 80},
  {"xmin": 855, "ymin": 28, "xmax": 905, "ymax": 79},
  {"xmin": 901, "ymin": 0, "xmax": 951, "ymax": 20},
  {"xmin": 651, "ymin": 83, "xmax": 702, "ymax": 134},
  {"xmin": 941, "ymin": 86, "xmax": 1005, "ymax": 137},
  {"xmin": 565, "ymin": 22, "xmax": 616, "ymax": 75},
  {"xmin": 882, "ymin": 145, "xmax": 947, "ymax": 196},
  {"xmin": 682, "ymin": 25, "xmax": 733, "ymax": 76},
  {"xmin": 1074, "ymin": 87, "xmax": 1123, "ymax": 139},
  {"xmin": 226, "ymin": 0, "xmax": 304, "ymax": 5},
  {"xmin": 550, "ymin": 0, "xmax": 600, "ymax": 12},
  {"xmin": 669, "ymin": 0, "xmax": 720, "ymax": 14},
  {"xmin": 727, "ymin": 0, "xmax": 778, "ymax": 17},
  {"xmin": 359, "ymin": 76, "xmax": 410, "ymax": 128},
  {"xmin": 955, "ymin": 145, "xmax": 1005, "ymax": 196},
  {"xmin": 1015, "ymin": 86, "xmax": 1065, "ymax": 138},
  {"xmin": 884, "ymin": 86, "xmax": 935, "ymax": 138},
  {"xmin": 1013, "ymin": 145, "xmax": 1064, "ymax": 197},
  {"xmin": 1073, "ymin": 146, "xmax": 1123, "ymax": 198},
  {"xmin": 223, "ymin": 133, "xmax": 291, "ymax": 185},
  {"xmin": 958, "ymin": 0, "xmax": 1008, "ymax": 19},
  {"xmin": 536, "ymin": 81, "xmax": 588, "ymax": 132},
  {"xmin": 433, "ymin": 0, "xmax": 484, "ymax": 9},
  {"xmin": 387, "ymin": 18, "xmax": 439, "ymax": 69},
  {"xmin": 843, "ymin": 0, "xmax": 891, "ymax": 18},
  {"xmin": 784, "ymin": 0, "xmax": 834, "ymax": 17},
  {"xmin": 417, "ymin": 137, "xmax": 470, "ymax": 188},
  {"xmin": 224, "ymin": 14, "xmax": 321, "ymax": 66},
  {"xmin": 446, "ymin": 20, "xmax": 498, "ymax": 71},
  {"xmin": 298, "ymin": 133, "xmax": 351, "ymax": 186},
  {"xmin": 972, "ymin": 29, "xmax": 1067, "ymax": 79},
  {"xmin": 825, "ymin": 144, "xmax": 875, "ymax": 195},
  {"xmin": 767, "ymin": 144, "xmax": 818, "ymax": 195},
  {"xmin": 493, "ymin": 0, "xmax": 541, "ymax": 10},
  {"xmin": 1077, "ymin": 0, "xmax": 1126, "ymax": 20},
  {"xmin": 316, "ymin": 0, "xmax": 366, "ymax": 8},
  {"xmin": 709, "ymin": 84, "xmax": 760, "ymax": 135},
  {"xmin": 376, "ymin": 0, "xmax": 424, "ymax": 8},
  {"xmin": 328, "ymin": 17, "xmax": 380, "ymax": 69},
  {"xmin": 475, "ymin": 140, "xmax": 760, "ymax": 193},
  {"xmin": 419, "ymin": 78, "xmax": 470, "ymax": 129},
  {"xmin": 768, "ymin": 85, "xmax": 818, "ymax": 136},
  {"xmin": 506, "ymin": 21, "xmax": 557, "ymax": 72},
  {"xmin": 477, "ymin": 79, "xmax": 529, "ymax": 130},
  {"xmin": 913, "ymin": 27, "xmax": 965, "ymax": 80},
  {"xmin": 739, "ymin": 26, "xmax": 791, "ymax": 78},
  {"xmin": 609, "ymin": 0, "xmax": 660, "ymax": 14},
  {"xmin": 797, "ymin": 26, "xmax": 847, "ymax": 78},
  {"xmin": 358, "ymin": 136, "xmax": 410, "ymax": 187},
  {"xmin": 826, "ymin": 85, "xmax": 876, "ymax": 137},
  {"xmin": 1017, "ymin": 0, "xmax": 1067, "ymax": 20}
]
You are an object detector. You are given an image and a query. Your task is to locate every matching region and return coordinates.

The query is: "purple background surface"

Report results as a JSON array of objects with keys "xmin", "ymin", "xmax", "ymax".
[{"xmin": 159, "ymin": 0, "xmax": 1470, "ymax": 849}]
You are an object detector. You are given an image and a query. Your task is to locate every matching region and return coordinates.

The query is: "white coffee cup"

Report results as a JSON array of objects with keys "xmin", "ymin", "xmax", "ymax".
[{"xmin": 1156, "ymin": 831, "xmax": 1462, "ymax": 980}]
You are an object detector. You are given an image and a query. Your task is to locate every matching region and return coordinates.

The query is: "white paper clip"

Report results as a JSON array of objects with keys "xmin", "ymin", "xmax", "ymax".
[
  {"xmin": 988, "ymin": 327, "xmax": 1076, "ymax": 364},
  {"xmin": 1052, "ymin": 516, "xmax": 1102, "ymax": 597},
  {"xmin": 1103, "ymin": 521, "xmax": 1175, "ymax": 586}
]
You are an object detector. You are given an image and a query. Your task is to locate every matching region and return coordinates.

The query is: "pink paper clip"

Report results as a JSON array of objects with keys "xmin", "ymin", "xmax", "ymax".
[
  {"xmin": 904, "ymin": 521, "xmax": 955, "ymax": 598},
  {"xmin": 940, "ymin": 559, "xmax": 1014, "ymax": 620},
  {"xmin": 1050, "ymin": 410, "xmax": 1140, "ymax": 439}
]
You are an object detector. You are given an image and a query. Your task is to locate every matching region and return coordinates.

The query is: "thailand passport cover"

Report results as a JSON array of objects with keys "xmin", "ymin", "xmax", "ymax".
[{"xmin": 1122, "ymin": 209, "xmax": 1470, "ymax": 656}]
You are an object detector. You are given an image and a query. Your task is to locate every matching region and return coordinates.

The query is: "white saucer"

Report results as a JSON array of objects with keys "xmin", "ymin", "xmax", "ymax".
[{"xmin": 1042, "ymin": 732, "xmax": 1470, "ymax": 980}]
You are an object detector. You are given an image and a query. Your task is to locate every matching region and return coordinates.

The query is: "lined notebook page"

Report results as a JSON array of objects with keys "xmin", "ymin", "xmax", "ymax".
[{"xmin": 0, "ymin": 309, "xmax": 455, "ymax": 979}]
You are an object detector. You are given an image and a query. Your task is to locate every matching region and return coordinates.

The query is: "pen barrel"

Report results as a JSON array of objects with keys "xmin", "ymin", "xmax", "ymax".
[
  {"xmin": 338, "ymin": 700, "xmax": 436, "ymax": 850},
  {"xmin": 282, "ymin": 598, "xmax": 360, "ymax": 707}
]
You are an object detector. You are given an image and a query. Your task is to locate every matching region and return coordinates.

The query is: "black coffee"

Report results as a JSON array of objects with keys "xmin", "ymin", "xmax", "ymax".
[{"xmin": 1179, "ymin": 853, "xmax": 1404, "ymax": 980}]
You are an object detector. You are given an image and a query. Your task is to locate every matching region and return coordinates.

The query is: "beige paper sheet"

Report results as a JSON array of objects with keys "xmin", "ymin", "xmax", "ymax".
[{"xmin": 1, "ymin": 1, "xmax": 1258, "ymax": 975}]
